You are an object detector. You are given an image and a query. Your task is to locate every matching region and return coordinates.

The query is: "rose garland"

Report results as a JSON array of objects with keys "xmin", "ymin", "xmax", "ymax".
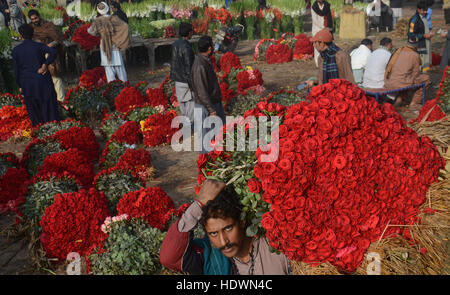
[
  {"xmin": 114, "ymin": 86, "xmax": 147, "ymax": 114},
  {"xmin": 141, "ymin": 110, "xmax": 179, "ymax": 147},
  {"xmin": 113, "ymin": 148, "xmax": 153, "ymax": 183},
  {"xmin": 236, "ymin": 68, "xmax": 264, "ymax": 94},
  {"xmin": 111, "ymin": 121, "xmax": 142, "ymax": 145},
  {"xmin": 265, "ymin": 43, "xmax": 292, "ymax": 64},
  {"xmin": 40, "ymin": 188, "xmax": 110, "ymax": 261},
  {"xmin": 145, "ymin": 87, "xmax": 169, "ymax": 108},
  {"xmin": 49, "ymin": 126, "xmax": 100, "ymax": 162},
  {"xmin": 116, "ymin": 187, "xmax": 175, "ymax": 231},
  {"xmin": 79, "ymin": 67, "xmax": 107, "ymax": 89}
]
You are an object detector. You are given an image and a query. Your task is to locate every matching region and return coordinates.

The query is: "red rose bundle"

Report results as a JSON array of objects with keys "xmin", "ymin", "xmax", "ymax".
[
  {"xmin": 255, "ymin": 79, "xmax": 444, "ymax": 273},
  {"xmin": 72, "ymin": 24, "xmax": 100, "ymax": 51},
  {"xmin": 62, "ymin": 19, "xmax": 85, "ymax": 41},
  {"xmin": 220, "ymin": 82, "xmax": 237, "ymax": 106},
  {"xmin": 145, "ymin": 87, "xmax": 169, "ymax": 107},
  {"xmin": 409, "ymin": 98, "xmax": 446, "ymax": 124},
  {"xmin": 161, "ymin": 203, "xmax": 191, "ymax": 230},
  {"xmin": 50, "ymin": 126, "xmax": 99, "ymax": 162},
  {"xmin": 293, "ymin": 34, "xmax": 314, "ymax": 60},
  {"xmin": 79, "ymin": 67, "xmax": 107, "ymax": 89},
  {"xmin": 111, "ymin": 121, "xmax": 142, "ymax": 145},
  {"xmin": 40, "ymin": 188, "xmax": 110, "ymax": 260},
  {"xmin": 163, "ymin": 25, "xmax": 176, "ymax": 38},
  {"xmin": 36, "ymin": 148, "xmax": 95, "ymax": 188},
  {"xmin": 113, "ymin": 148, "xmax": 153, "ymax": 182},
  {"xmin": 115, "ymin": 86, "xmax": 147, "ymax": 113},
  {"xmin": 219, "ymin": 52, "xmax": 242, "ymax": 76},
  {"xmin": 116, "ymin": 187, "xmax": 175, "ymax": 230},
  {"xmin": 142, "ymin": 110, "xmax": 179, "ymax": 147},
  {"xmin": 210, "ymin": 55, "xmax": 220, "ymax": 73},
  {"xmin": 236, "ymin": 69, "xmax": 263, "ymax": 93},
  {"xmin": 265, "ymin": 43, "xmax": 292, "ymax": 64}
]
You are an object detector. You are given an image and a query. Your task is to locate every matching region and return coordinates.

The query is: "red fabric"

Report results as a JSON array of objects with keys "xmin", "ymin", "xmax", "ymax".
[{"xmin": 159, "ymin": 219, "xmax": 190, "ymax": 272}]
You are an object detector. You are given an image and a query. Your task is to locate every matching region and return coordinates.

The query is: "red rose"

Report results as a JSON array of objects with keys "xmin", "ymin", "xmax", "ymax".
[{"xmin": 247, "ymin": 178, "xmax": 262, "ymax": 193}]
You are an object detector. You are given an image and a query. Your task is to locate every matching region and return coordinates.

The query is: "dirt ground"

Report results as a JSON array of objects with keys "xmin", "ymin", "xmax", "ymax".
[{"xmin": 0, "ymin": 3, "xmax": 448, "ymax": 274}]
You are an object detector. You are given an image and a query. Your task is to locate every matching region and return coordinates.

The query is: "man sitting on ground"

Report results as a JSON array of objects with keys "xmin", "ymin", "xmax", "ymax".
[
  {"xmin": 160, "ymin": 180, "xmax": 292, "ymax": 275},
  {"xmin": 305, "ymin": 28, "xmax": 355, "ymax": 88},
  {"xmin": 362, "ymin": 37, "xmax": 393, "ymax": 89},
  {"xmin": 384, "ymin": 37, "xmax": 430, "ymax": 112},
  {"xmin": 350, "ymin": 39, "xmax": 373, "ymax": 86}
]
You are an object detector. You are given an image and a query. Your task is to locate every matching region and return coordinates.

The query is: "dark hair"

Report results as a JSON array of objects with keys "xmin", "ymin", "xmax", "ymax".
[
  {"xmin": 27, "ymin": 9, "xmax": 40, "ymax": 19},
  {"xmin": 361, "ymin": 38, "xmax": 373, "ymax": 46},
  {"xmin": 198, "ymin": 36, "xmax": 213, "ymax": 53},
  {"xmin": 200, "ymin": 189, "xmax": 243, "ymax": 228},
  {"xmin": 179, "ymin": 22, "xmax": 193, "ymax": 37},
  {"xmin": 110, "ymin": 2, "xmax": 120, "ymax": 9},
  {"xmin": 18, "ymin": 24, "xmax": 34, "ymax": 40},
  {"xmin": 426, "ymin": 0, "xmax": 434, "ymax": 7},
  {"xmin": 417, "ymin": 0, "xmax": 428, "ymax": 10},
  {"xmin": 380, "ymin": 37, "xmax": 392, "ymax": 46}
]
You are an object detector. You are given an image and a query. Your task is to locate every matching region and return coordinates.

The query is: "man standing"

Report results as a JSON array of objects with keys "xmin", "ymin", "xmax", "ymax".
[
  {"xmin": 408, "ymin": 0, "xmax": 434, "ymax": 71},
  {"xmin": 6, "ymin": 0, "xmax": 23, "ymax": 35},
  {"xmin": 170, "ymin": 22, "xmax": 195, "ymax": 124},
  {"xmin": 87, "ymin": 1, "xmax": 130, "ymax": 83},
  {"xmin": 12, "ymin": 24, "xmax": 60, "ymax": 126},
  {"xmin": 311, "ymin": 0, "xmax": 333, "ymax": 67},
  {"xmin": 305, "ymin": 28, "xmax": 355, "ymax": 88},
  {"xmin": 28, "ymin": 9, "xmax": 65, "ymax": 102},
  {"xmin": 191, "ymin": 36, "xmax": 226, "ymax": 154},
  {"xmin": 160, "ymin": 180, "xmax": 292, "ymax": 275},
  {"xmin": 390, "ymin": 0, "xmax": 403, "ymax": 27},
  {"xmin": 350, "ymin": 39, "xmax": 373, "ymax": 86},
  {"xmin": 362, "ymin": 37, "xmax": 393, "ymax": 89},
  {"xmin": 384, "ymin": 37, "xmax": 430, "ymax": 112}
]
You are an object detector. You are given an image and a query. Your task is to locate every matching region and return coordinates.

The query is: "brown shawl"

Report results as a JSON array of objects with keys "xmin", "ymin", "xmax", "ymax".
[
  {"xmin": 90, "ymin": 15, "xmax": 130, "ymax": 63},
  {"xmin": 385, "ymin": 45, "xmax": 419, "ymax": 80},
  {"xmin": 31, "ymin": 20, "xmax": 63, "ymax": 76}
]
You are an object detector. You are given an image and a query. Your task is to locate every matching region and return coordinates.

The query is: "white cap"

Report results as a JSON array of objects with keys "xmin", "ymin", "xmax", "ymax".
[{"xmin": 97, "ymin": 2, "xmax": 109, "ymax": 15}]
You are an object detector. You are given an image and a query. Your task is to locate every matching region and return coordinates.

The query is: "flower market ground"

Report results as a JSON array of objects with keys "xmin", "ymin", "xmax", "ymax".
[{"xmin": 1, "ymin": 5, "xmax": 449, "ymax": 275}]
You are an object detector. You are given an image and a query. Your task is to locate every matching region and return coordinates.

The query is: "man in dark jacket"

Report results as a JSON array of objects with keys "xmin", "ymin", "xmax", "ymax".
[
  {"xmin": 191, "ymin": 36, "xmax": 225, "ymax": 154},
  {"xmin": 170, "ymin": 22, "xmax": 195, "ymax": 125},
  {"xmin": 12, "ymin": 24, "xmax": 60, "ymax": 126},
  {"xmin": 408, "ymin": 0, "xmax": 434, "ymax": 70}
]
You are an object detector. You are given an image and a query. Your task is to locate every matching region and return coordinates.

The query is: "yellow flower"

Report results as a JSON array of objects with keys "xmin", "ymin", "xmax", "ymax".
[
  {"xmin": 246, "ymin": 66, "xmax": 253, "ymax": 71},
  {"xmin": 22, "ymin": 129, "xmax": 32, "ymax": 137}
]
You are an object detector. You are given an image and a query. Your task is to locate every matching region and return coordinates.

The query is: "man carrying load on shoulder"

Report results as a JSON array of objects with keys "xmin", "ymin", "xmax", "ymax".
[{"xmin": 160, "ymin": 180, "xmax": 292, "ymax": 275}]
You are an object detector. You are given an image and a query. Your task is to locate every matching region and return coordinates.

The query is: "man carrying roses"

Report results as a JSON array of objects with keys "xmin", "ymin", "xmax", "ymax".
[{"xmin": 160, "ymin": 180, "xmax": 292, "ymax": 275}]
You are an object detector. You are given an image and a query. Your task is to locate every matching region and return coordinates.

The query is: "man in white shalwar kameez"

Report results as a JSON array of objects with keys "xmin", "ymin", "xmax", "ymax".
[{"xmin": 88, "ymin": 2, "xmax": 129, "ymax": 83}]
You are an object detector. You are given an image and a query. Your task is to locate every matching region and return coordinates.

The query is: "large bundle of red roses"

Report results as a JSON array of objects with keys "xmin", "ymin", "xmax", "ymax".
[
  {"xmin": 49, "ymin": 126, "xmax": 99, "ymax": 162},
  {"xmin": 114, "ymin": 148, "xmax": 153, "ymax": 182},
  {"xmin": 145, "ymin": 87, "xmax": 169, "ymax": 108},
  {"xmin": 293, "ymin": 34, "xmax": 314, "ymax": 60},
  {"xmin": 219, "ymin": 52, "xmax": 242, "ymax": 77},
  {"xmin": 79, "ymin": 67, "xmax": 107, "ymax": 89},
  {"xmin": 114, "ymin": 86, "xmax": 147, "ymax": 113},
  {"xmin": 142, "ymin": 110, "xmax": 179, "ymax": 147},
  {"xmin": 39, "ymin": 188, "xmax": 110, "ymax": 260},
  {"xmin": 236, "ymin": 69, "xmax": 264, "ymax": 93},
  {"xmin": 111, "ymin": 121, "xmax": 142, "ymax": 145},
  {"xmin": 265, "ymin": 43, "xmax": 292, "ymax": 64},
  {"xmin": 72, "ymin": 24, "xmax": 101, "ymax": 51},
  {"xmin": 116, "ymin": 187, "xmax": 175, "ymax": 231},
  {"xmin": 253, "ymin": 79, "xmax": 444, "ymax": 273},
  {"xmin": 36, "ymin": 148, "xmax": 95, "ymax": 188}
]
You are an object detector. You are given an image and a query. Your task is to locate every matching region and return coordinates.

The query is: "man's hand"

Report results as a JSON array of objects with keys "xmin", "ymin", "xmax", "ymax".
[
  {"xmin": 47, "ymin": 41, "xmax": 57, "ymax": 48},
  {"xmin": 305, "ymin": 80, "xmax": 316, "ymax": 89},
  {"xmin": 196, "ymin": 179, "xmax": 226, "ymax": 206},
  {"xmin": 37, "ymin": 64, "xmax": 48, "ymax": 75}
]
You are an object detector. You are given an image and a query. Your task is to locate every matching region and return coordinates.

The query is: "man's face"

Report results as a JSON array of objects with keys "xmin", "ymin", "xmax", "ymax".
[
  {"xmin": 313, "ymin": 41, "xmax": 327, "ymax": 52},
  {"xmin": 418, "ymin": 8, "xmax": 427, "ymax": 16},
  {"xmin": 205, "ymin": 217, "xmax": 246, "ymax": 258},
  {"xmin": 30, "ymin": 14, "xmax": 40, "ymax": 25},
  {"xmin": 386, "ymin": 42, "xmax": 393, "ymax": 51}
]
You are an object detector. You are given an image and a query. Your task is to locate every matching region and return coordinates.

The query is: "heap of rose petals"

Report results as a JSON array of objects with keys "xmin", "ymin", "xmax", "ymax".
[{"xmin": 256, "ymin": 79, "xmax": 444, "ymax": 273}]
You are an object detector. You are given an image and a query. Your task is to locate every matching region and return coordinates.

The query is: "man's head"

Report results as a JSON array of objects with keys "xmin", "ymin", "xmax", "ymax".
[
  {"xmin": 198, "ymin": 35, "xmax": 214, "ymax": 56},
  {"xmin": 110, "ymin": 1, "xmax": 120, "ymax": 12},
  {"xmin": 18, "ymin": 23, "xmax": 34, "ymax": 40},
  {"xmin": 28, "ymin": 9, "xmax": 41, "ymax": 26},
  {"xmin": 380, "ymin": 37, "xmax": 393, "ymax": 50},
  {"xmin": 361, "ymin": 38, "xmax": 373, "ymax": 51},
  {"xmin": 179, "ymin": 22, "xmax": 193, "ymax": 39},
  {"xmin": 417, "ymin": 0, "xmax": 428, "ymax": 16},
  {"xmin": 408, "ymin": 36, "xmax": 420, "ymax": 48},
  {"xmin": 200, "ymin": 189, "xmax": 247, "ymax": 258},
  {"xmin": 311, "ymin": 28, "xmax": 333, "ymax": 52},
  {"xmin": 97, "ymin": 1, "xmax": 110, "ymax": 16}
]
